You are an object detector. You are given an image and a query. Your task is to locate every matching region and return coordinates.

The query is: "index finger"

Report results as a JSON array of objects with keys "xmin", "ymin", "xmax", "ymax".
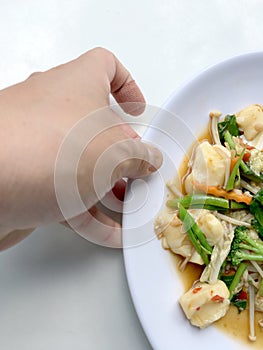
[{"xmin": 97, "ymin": 48, "xmax": 146, "ymax": 116}]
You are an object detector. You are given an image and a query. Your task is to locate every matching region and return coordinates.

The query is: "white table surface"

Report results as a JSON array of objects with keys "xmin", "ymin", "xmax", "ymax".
[{"xmin": 1, "ymin": 1, "xmax": 263, "ymax": 349}]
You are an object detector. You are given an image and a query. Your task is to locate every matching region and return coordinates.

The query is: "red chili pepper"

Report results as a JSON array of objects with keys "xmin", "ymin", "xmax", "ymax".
[
  {"xmin": 192, "ymin": 287, "xmax": 202, "ymax": 294},
  {"xmin": 245, "ymin": 144, "xmax": 255, "ymax": 151},
  {"xmin": 243, "ymin": 152, "xmax": 251, "ymax": 162},
  {"xmin": 211, "ymin": 295, "xmax": 224, "ymax": 303},
  {"xmin": 238, "ymin": 290, "xmax": 248, "ymax": 300}
]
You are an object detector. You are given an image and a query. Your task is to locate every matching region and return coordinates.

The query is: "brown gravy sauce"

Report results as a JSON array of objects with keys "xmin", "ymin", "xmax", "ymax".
[{"xmin": 169, "ymin": 125, "xmax": 263, "ymax": 347}]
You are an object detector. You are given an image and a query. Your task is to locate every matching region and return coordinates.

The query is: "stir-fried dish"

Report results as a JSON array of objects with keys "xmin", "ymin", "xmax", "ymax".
[{"xmin": 154, "ymin": 104, "xmax": 263, "ymax": 342}]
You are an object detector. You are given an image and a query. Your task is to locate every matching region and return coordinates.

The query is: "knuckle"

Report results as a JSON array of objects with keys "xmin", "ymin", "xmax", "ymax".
[
  {"xmin": 95, "ymin": 47, "xmax": 115, "ymax": 66},
  {"xmin": 91, "ymin": 46, "xmax": 110, "ymax": 55},
  {"xmin": 77, "ymin": 47, "xmax": 115, "ymax": 72},
  {"xmin": 27, "ymin": 71, "xmax": 42, "ymax": 80},
  {"xmin": 86, "ymin": 47, "xmax": 114, "ymax": 62}
]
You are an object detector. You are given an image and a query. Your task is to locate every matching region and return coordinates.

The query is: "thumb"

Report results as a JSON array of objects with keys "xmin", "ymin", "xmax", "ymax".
[
  {"xmin": 92, "ymin": 137, "xmax": 162, "ymax": 221},
  {"xmin": 111, "ymin": 138, "xmax": 163, "ymax": 181}
]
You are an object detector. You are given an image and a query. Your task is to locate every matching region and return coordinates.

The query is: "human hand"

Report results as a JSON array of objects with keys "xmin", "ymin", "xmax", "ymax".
[{"xmin": 0, "ymin": 48, "xmax": 163, "ymax": 250}]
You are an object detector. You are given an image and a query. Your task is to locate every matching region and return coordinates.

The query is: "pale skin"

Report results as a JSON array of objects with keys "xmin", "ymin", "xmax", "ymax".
[{"xmin": 0, "ymin": 47, "xmax": 163, "ymax": 251}]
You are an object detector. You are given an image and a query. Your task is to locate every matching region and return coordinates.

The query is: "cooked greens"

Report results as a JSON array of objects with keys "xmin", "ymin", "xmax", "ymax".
[{"xmin": 218, "ymin": 114, "xmax": 240, "ymax": 143}]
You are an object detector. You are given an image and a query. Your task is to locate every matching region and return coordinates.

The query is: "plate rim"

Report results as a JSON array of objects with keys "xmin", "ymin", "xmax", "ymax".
[{"xmin": 123, "ymin": 50, "xmax": 263, "ymax": 350}]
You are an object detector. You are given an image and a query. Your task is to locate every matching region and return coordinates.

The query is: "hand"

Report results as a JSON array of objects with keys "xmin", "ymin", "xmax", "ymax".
[{"xmin": 0, "ymin": 48, "xmax": 163, "ymax": 250}]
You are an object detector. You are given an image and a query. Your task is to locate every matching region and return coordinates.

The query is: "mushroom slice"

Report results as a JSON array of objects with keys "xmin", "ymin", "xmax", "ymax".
[{"xmin": 209, "ymin": 110, "xmax": 222, "ymax": 145}]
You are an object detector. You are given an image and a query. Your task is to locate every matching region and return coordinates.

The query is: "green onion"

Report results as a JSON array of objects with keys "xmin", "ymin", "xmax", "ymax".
[
  {"xmin": 230, "ymin": 201, "xmax": 248, "ymax": 210},
  {"xmin": 167, "ymin": 194, "xmax": 229, "ymax": 209},
  {"xmin": 228, "ymin": 262, "xmax": 248, "ymax": 300},
  {"xmin": 178, "ymin": 204, "xmax": 212, "ymax": 265},
  {"xmin": 224, "ymin": 130, "xmax": 236, "ymax": 150},
  {"xmin": 226, "ymin": 148, "xmax": 245, "ymax": 192},
  {"xmin": 258, "ymin": 279, "xmax": 263, "ymax": 297}
]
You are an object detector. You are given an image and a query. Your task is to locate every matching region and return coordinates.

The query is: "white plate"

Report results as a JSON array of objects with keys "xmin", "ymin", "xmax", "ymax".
[{"xmin": 123, "ymin": 52, "xmax": 263, "ymax": 350}]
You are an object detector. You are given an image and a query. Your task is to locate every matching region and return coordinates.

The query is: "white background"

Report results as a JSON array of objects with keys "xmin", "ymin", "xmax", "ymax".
[{"xmin": 1, "ymin": 1, "xmax": 263, "ymax": 349}]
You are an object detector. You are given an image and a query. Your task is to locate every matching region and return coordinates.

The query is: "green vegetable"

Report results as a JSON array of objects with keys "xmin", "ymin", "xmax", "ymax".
[
  {"xmin": 167, "ymin": 194, "xmax": 228, "ymax": 209},
  {"xmin": 220, "ymin": 274, "xmax": 235, "ymax": 288},
  {"xmin": 231, "ymin": 289, "xmax": 248, "ymax": 312},
  {"xmin": 250, "ymin": 190, "xmax": 263, "ymax": 240},
  {"xmin": 250, "ymin": 188, "xmax": 263, "ymax": 227},
  {"xmin": 225, "ymin": 148, "xmax": 245, "ymax": 191},
  {"xmin": 218, "ymin": 114, "xmax": 240, "ymax": 144},
  {"xmin": 223, "ymin": 130, "xmax": 236, "ymax": 150},
  {"xmin": 230, "ymin": 201, "xmax": 248, "ymax": 210},
  {"xmin": 178, "ymin": 204, "xmax": 212, "ymax": 265},
  {"xmin": 251, "ymin": 218, "xmax": 263, "ymax": 240},
  {"xmin": 228, "ymin": 262, "xmax": 248, "ymax": 300},
  {"xmin": 240, "ymin": 160, "xmax": 263, "ymax": 183},
  {"xmin": 234, "ymin": 168, "xmax": 241, "ymax": 188},
  {"xmin": 258, "ymin": 279, "xmax": 263, "ymax": 298},
  {"xmin": 167, "ymin": 194, "xmax": 248, "ymax": 211},
  {"xmin": 229, "ymin": 226, "xmax": 263, "ymax": 266}
]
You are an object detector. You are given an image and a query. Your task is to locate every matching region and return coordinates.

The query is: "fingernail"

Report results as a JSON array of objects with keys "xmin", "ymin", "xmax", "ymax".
[
  {"xmin": 146, "ymin": 144, "xmax": 163, "ymax": 172},
  {"xmin": 148, "ymin": 165, "xmax": 157, "ymax": 172}
]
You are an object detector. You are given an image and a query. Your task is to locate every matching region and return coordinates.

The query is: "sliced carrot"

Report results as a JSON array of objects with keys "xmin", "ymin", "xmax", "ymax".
[
  {"xmin": 193, "ymin": 181, "xmax": 252, "ymax": 205},
  {"xmin": 230, "ymin": 157, "xmax": 239, "ymax": 173}
]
